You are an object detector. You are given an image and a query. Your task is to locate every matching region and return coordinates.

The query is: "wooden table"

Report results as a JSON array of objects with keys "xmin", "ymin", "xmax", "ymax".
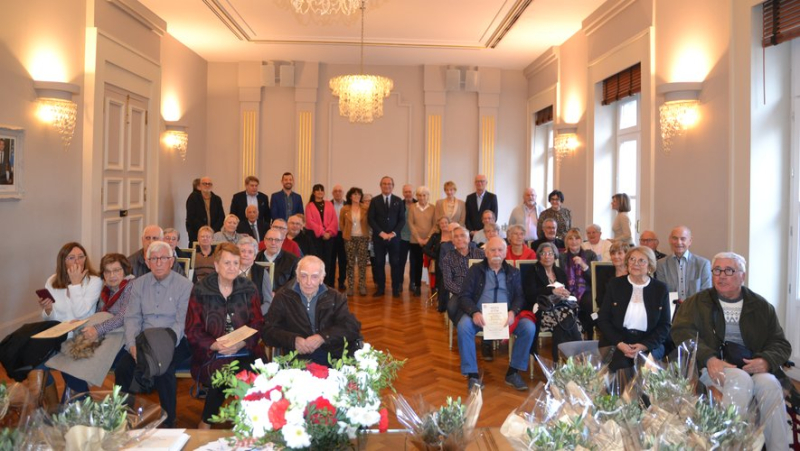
[{"xmin": 184, "ymin": 427, "xmax": 514, "ymax": 450}]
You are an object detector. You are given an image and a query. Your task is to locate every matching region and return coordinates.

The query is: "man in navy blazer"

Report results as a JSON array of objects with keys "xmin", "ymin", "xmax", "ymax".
[
  {"xmin": 230, "ymin": 176, "xmax": 270, "ymax": 226},
  {"xmin": 465, "ymin": 174, "xmax": 498, "ymax": 235},
  {"xmin": 236, "ymin": 205, "xmax": 269, "ymax": 243},
  {"xmin": 270, "ymin": 172, "xmax": 304, "ymax": 221},
  {"xmin": 368, "ymin": 176, "xmax": 406, "ymax": 298},
  {"xmin": 655, "ymin": 225, "xmax": 712, "ymax": 301}
]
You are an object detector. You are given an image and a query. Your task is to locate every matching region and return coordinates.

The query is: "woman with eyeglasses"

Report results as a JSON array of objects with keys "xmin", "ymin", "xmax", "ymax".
[
  {"xmin": 537, "ymin": 189, "xmax": 572, "ymax": 240},
  {"xmin": 185, "ymin": 242, "xmax": 265, "ymax": 429},
  {"xmin": 597, "ymin": 246, "xmax": 671, "ymax": 370},
  {"xmin": 560, "ymin": 228, "xmax": 598, "ymax": 338},
  {"xmin": 522, "ymin": 242, "xmax": 571, "ymax": 357},
  {"xmin": 39, "ymin": 242, "xmax": 103, "ymax": 323}
]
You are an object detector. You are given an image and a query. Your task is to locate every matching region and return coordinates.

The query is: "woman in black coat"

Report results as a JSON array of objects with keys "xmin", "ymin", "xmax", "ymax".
[
  {"xmin": 598, "ymin": 246, "xmax": 671, "ymax": 370},
  {"xmin": 523, "ymin": 242, "xmax": 572, "ymax": 357}
]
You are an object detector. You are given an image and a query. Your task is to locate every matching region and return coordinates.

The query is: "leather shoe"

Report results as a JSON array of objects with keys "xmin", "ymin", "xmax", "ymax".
[
  {"xmin": 467, "ymin": 377, "xmax": 485, "ymax": 391},
  {"xmin": 413, "ymin": 286, "xmax": 421, "ymax": 296},
  {"xmin": 392, "ymin": 289, "xmax": 401, "ymax": 298},
  {"xmin": 409, "ymin": 283, "xmax": 417, "ymax": 292},
  {"xmin": 372, "ymin": 290, "xmax": 385, "ymax": 298},
  {"xmin": 505, "ymin": 372, "xmax": 528, "ymax": 391}
]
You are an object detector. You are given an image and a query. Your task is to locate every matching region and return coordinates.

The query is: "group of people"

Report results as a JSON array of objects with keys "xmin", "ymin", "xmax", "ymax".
[
  {"xmin": 20, "ymin": 171, "xmax": 792, "ymax": 449},
  {"xmin": 32, "ymin": 222, "xmax": 361, "ymax": 429}
]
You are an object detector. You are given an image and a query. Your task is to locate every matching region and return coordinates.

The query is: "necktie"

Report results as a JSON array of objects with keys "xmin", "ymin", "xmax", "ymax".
[
  {"xmin": 385, "ymin": 196, "xmax": 390, "ymax": 210},
  {"xmin": 251, "ymin": 223, "xmax": 259, "ymax": 242}
]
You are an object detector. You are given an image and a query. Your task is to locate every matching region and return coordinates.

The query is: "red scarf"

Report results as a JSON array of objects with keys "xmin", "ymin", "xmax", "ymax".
[{"xmin": 100, "ymin": 279, "xmax": 129, "ymax": 312}]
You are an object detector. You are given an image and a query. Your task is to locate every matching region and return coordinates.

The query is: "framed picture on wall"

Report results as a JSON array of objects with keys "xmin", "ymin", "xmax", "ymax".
[{"xmin": 0, "ymin": 126, "xmax": 24, "ymax": 200}]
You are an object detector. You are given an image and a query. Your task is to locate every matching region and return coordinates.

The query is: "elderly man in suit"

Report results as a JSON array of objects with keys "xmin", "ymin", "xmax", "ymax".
[
  {"xmin": 185, "ymin": 176, "xmax": 224, "ymax": 244},
  {"xmin": 270, "ymin": 172, "xmax": 304, "ymax": 221},
  {"xmin": 464, "ymin": 174, "xmax": 498, "ymax": 236},
  {"xmin": 655, "ymin": 225, "xmax": 712, "ymax": 301},
  {"xmin": 230, "ymin": 176, "xmax": 270, "ymax": 227},
  {"xmin": 236, "ymin": 205, "xmax": 268, "ymax": 243},
  {"xmin": 368, "ymin": 176, "xmax": 406, "ymax": 298}
]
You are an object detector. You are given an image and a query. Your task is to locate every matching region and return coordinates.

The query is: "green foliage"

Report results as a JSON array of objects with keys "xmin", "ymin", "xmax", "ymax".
[
  {"xmin": 593, "ymin": 394, "xmax": 642, "ymax": 424},
  {"xmin": 525, "ymin": 414, "xmax": 593, "ymax": 450},
  {"xmin": 550, "ymin": 357, "xmax": 603, "ymax": 396},
  {"xmin": 419, "ymin": 397, "xmax": 467, "ymax": 444},
  {"xmin": 52, "ymin": 385, "xmax": 129, "ymax": 432},
  {"xmin": 691, "ymin": 400, "xmax": 749, "ymax": 446},
  {"xmin": 642, "ymin": 361, "xmax": 693, "ymax": 404},
  {"xmin": 0, "ymin": 428, "xmax": 21, "ymax": 451}
]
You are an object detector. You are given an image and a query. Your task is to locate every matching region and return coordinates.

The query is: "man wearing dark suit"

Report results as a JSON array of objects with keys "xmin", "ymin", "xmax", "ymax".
[
  {"xmin": 237, "ymin": 205, "xmax": 269, "ymax": 243},
  {"xmin": 368, "ymin": 176, "xmax": 406, "ymax": 298},
  {"xmin": 230, "ymin": 175, "xmax": 270, "ymax": 226},
  {"xmin": 270, "ymin": 172, "xmax": 304, "ymax": 221},
  {"xmin": 185, "ymin": 176, "xmax": 225, "ymax": 244},
  {"xmin": 465, "ymin": 174, "xmax": 498, "ymax": 236}
]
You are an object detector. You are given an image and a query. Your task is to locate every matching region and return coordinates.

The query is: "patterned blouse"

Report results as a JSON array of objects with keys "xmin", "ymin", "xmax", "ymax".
[{"xmin": 537, "ymin": 208, "xmax": 572, "ymax": 240}]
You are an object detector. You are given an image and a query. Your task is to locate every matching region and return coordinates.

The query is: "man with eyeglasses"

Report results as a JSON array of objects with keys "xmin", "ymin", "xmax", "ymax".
[
  {"xmin": 262, "ymin": 256, "xmax": 361, "ymax": 366},
  {"xmin": 185, "ymin": 176, "xmax": 225, "ymax": 244},
  {"xmin": 639, "ymin": 230, "xmax": 666, "ymax": 260},
  {"xmin": 256, "ymin": 228, "xmax": 299, "ymax": 292},
  {"xmin": 655, "ymin": 225, "xmax": 712, "ymax": 302},
  {"xmin": 116, "ymin": 241, "xmax": 192, "ymax": 428},
  {"xmin": 672, "ymin": 252, "xmax": 791, "ymax": 451},
  {"xmin": 270, "ymin": 218, "xmax": 301, "ymax": 258},
  {"xmin": 127, "ymin": 225, "xmax": 183, "ymax": 277},
  {"xmin": 287, "ymin": 214, "xmax": 313, "ymax": 257}
]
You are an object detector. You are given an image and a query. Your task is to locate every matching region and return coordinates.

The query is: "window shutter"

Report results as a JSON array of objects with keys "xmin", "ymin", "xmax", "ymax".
[
  {"xmin": 601, "ymin": 63, "xmax": 641, "ymax": 106},
  {"xmin": 534, "ymin": 106, "xmax": 553, "ymax": 126},
  {"xmin": 763, "ymin": 0, "xmax": 800, "ymax": 47}
]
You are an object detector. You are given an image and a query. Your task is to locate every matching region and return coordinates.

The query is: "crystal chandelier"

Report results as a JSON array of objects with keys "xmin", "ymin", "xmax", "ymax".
[
  {"xmin": 291, "ymin": 0, "xmax": 361, "ymax": 15},
  {"xmin": 164, "ymin": 124, "xmax": 189, "ymax": 161},
  {"xmin": 657, "ymin": 82, "xmax": 702, "ymax": 153},
  {"xmin": 329, "ymin": 0, "xmax": 393, "ymax": 123},
  {"xmin": 553, "ymin": 126, "xmax": 578, "ymax": 165}
]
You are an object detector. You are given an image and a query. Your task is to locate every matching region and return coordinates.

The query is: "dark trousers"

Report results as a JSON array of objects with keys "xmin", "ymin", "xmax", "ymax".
[
  {"xmin": 399, "ymin": 239, "xmax": 410, "ymax": 287},
  {"xmin": 373, "ymin": 235, "xmax": 401, "ymax": 292},
  {"xmin": 311, "ymin": 236, "xmax": 336, "ymax": 287},
  {"xmin": 408, "ymin": 243, "xmax": 423, "ymax": 287},
  {"xmin": 331, "ymin": 232, "xmax": 347, "ymax": 287},
  {"xmin": 114, "ymin": 338, "xmax": 190, "ymax": 427}
]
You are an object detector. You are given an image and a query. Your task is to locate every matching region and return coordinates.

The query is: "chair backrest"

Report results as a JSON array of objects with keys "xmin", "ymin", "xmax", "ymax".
[
  {"xmin": 176, "ymin": 258, "xmax": 191, "ymax": 277},
  {"xmin": 516, "ymin": 260, "xmax": 538, "ymax": 284},
  {"xmin": 179, "ymin": 247, "xmax": 197, "ymax": 269},
  {"xmin": 255, "ymin": 261, "xmax": 275, "ymax": 287},
  {"xmin": 558, "ymin": 339, "xmax": 599, "ymax": 361},
  {"xmin": 591, "ymin": 261, "xmax": 615, "ymax": 312},
  {"xmin": 468, "ymin": 258, "xmax": 482, "ymax": 268}
]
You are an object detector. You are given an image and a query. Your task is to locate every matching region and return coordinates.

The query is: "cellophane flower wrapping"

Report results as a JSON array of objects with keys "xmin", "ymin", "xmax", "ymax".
[
  {"xmin": 391, "ymin": 386, "xmax": 483, "ymax": 450},
  {"xmin": 210, "ymin": 342, "xmax": 403, "ymax": 450},
  {"xmin": 501, "ymin": 340, "xmax": 778, "ymax": 450}
]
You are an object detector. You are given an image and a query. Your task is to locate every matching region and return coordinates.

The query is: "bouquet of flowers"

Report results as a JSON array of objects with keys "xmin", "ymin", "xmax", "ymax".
[
  {"xmin": 211, "ymin": 342, "xmax": 404, "ymax": 450},
  {"xmin": 391, "ymin": 386, "xmax": 483, "ymax": 450},
  {"xmin": 501, "ymin": 340, "xmax": 777, "ymax": 450}
]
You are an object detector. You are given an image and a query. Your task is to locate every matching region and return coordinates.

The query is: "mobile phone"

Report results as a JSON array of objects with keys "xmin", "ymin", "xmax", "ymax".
[{"xmin": 36, "ymin": 288, "xmax": 55, "ymax": 303}]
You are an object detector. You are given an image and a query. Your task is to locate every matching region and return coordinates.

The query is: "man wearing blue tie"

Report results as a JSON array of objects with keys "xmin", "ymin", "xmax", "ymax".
[{"xmin": 368, "ymin": 176, "xmax": 406, "ymax": 298}]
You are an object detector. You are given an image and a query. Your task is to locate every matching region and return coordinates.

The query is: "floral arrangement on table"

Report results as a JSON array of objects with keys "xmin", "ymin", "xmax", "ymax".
[
  {"xmin": 211, "ymin": 342, "xmax": 404, "ymax": 450},
  {"xmin": 501, "ymin": 340, "xmax": 777, "ymax": 450},
  {"xmin": 392, "ymin": 387, "xmax": 483, "ymax": 450}
]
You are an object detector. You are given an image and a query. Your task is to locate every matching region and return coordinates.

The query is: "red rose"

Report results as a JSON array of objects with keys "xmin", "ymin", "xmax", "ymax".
[
  {"xmin": 378, "ymin": 408, "xmax": 389, "ymax": 433},
  {"xmin": 305, "ymin": 396, "xmax": 337, "ymax": 425},
  {"xmin": 306, "ymin": 362, "xmax": 329, "ymax": 379},
  {"xmin": 235, "ymin": 369, "xmax": 257, "ymax": 384},
  {"xmin": 268, "ymin": 398, "xmax": 290, "ymax": 429}
]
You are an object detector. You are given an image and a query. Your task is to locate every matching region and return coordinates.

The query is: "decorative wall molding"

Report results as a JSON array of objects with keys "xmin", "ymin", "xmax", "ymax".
[
  {"xmin": 106, "ymin": 0, "xmax": 166, "ymax": 36},
  {"xmin": 523, "ymin": 47, "xmax": 559, "ymax": 79},
  {"xmin": 582, "ymin": 0, "xmax": 638, "ymax": 37}
]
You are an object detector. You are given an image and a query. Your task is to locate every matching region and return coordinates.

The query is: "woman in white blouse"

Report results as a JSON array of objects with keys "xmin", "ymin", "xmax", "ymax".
[
  {"xmin": 597, "ymin": 246, "xmax": 670, "ymax": 370},
  {"xmin": 39, "ymin": 242, "xmax": 103, "ymax": 323},
  {"xmin": 433, "ymin": 180, "xmax": 466, "ymax": 226}
]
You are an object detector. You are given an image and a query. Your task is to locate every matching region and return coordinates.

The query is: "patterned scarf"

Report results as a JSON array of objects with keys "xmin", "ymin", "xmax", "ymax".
[
  {"xmin": 565, "ymin": 250, "xmax": 587, "ymax": 300},
  {"xmin": 100, "ymin": 278, "xmax": 129, "ymax": 312}
]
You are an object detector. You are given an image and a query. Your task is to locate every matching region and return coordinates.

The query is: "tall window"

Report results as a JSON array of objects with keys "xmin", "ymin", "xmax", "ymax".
[
  {"xmin": 616, "ymin": 96, "xmax": 640, "ymax": 227},
  {"xmin": 531, "ymin": 106, "xmax": 554, "ymax": 207},
  {"xmin": 545, "ymin": 125, "xmax": 554, "ymax": 197}
]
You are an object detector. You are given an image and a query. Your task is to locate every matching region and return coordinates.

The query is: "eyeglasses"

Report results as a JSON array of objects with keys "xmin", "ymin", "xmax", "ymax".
[
  {"xmin": 147, "ymin": 256, "xmax": 173, "ymax": 264},
  {"xmin": 639, "ymin": 238, "xmax": 656, "ymax": 243},
  {"xmin": 272, "ymin": 225, "xmax": 288, "ymax": 231},
  {"xmin": 712, "ymin": 267, "xmax": 738, "ymax": 276},
  {"xmin": 628, "ymin": 258, "xmax": 649, "ymax": 266},
  {"xmin": 66, "ymin": 254, "xmax": 86, "ymax": 262},
  {"xmin": 103, "ymin": 267, "xmax": 124, "ymax": 275},
  {"xmin": 539, "ymin": 251, "xmax": 554, "ymax": 257},
  {"xmin": 201, "ymin": 182, "xmax": 213, "ymax": 186},
  {"xmin": 265, "ymin": 238, "xmax": 283, "ymax": 243}
]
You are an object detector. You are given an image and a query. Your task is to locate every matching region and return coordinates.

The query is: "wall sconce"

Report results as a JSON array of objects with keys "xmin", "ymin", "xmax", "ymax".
[
  {"xmin": 164, "ymin": 123, "xmax": 188, "ymax": 160},
  {"xmin": 657, "ymin": 82, "xmax": 702, "ymax": 153},
  {"xmin": 553, "ymin": 125, "xmax": 579, "ymax": 164},
  {"xmin": 34, "ymin": 81, "xmax": 80, "ymax": 151}
]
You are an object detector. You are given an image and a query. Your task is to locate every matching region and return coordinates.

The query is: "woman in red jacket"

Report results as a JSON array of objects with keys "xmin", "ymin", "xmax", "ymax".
[{"xmin": 305, "ymin": 184, "xmax": 339, "ymax": 287}]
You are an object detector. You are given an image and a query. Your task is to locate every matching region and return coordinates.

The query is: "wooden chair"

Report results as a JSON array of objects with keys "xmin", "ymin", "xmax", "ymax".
[
  {"xmin": 178, "ymin": 247, "xmax": 197, "ymax": 269},
  {"xmin": 254, "ymin": 261, "xmax": 275, "ymax": 287},
  {"xmin": 176, "ymin": 257, "xmax": 191, "ymax": 278}
]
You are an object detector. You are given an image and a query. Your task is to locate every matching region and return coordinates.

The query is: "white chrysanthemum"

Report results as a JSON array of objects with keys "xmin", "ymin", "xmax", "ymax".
[
  {"xmin": 251, "ymin": 358, "xmax": 267, "ymax": 372},
  {"xmin": 282, "ymin": 424, "xmax": 311, "ymax": 448},
  {"xmin": 268, "ymin": 388, "xmax": 283, "ymax": 402},
  {"xmin": 346, "ymin": 406, "xmax": 381, "ymax": 427},
  {"xmin": 242, "ymin": 398, "xmax": 273, "ymax": 436},
  {"xmin": 263, "ymin": 362, "xmax": 280, "ymax": 377},
  {"xmin": 284, "ymin": 406, "xmax": 305, "ymax": 427},
  {"xmin": 358, "ymin": 357, "xmax": 379, "ymax": 373}
]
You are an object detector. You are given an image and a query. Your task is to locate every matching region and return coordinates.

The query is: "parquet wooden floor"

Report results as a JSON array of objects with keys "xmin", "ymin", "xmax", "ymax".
[{"xmin": 0, "ymin": 264, "xmax": 552, "ymax": 430}]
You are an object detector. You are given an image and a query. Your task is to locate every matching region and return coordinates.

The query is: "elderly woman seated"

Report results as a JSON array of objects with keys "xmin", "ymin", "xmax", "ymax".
[
  {"xmin": 213, "ymin": 214, "xmax": 245, "ymax": 244},
  {"xmin": 597, "ymin": 246, "xmax": 670, "ymax": 370},
  {"xmin": 506, "ymin": 224, "xmax": 537, "ymax": 262},
  {"xmin": 237, "ymin": 236, "xmax": 273, "ymax": 313},
  {"xmin": 559, "ymin": 228, "xmax": 598, "ymax": 338},
  {"xmin": 185, "ymin": 242, "xmax": 265, "ymax": 429}
]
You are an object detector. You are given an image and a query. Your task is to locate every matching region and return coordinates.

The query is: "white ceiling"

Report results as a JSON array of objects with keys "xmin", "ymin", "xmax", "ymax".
[{"xmin": 139, "ymin": 0, "xmax": 606, "ymax": 70}]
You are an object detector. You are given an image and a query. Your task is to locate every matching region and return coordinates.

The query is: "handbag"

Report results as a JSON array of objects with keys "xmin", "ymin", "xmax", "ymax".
[{"xmin": 711, "ymin": 302, "xmax": 753, "ymax": 369}]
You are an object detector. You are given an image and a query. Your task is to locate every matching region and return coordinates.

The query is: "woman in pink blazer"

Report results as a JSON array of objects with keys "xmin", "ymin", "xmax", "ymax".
[{"xmin": 305, "ymin": 184, "xmax": 340, "ymax": 286}]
